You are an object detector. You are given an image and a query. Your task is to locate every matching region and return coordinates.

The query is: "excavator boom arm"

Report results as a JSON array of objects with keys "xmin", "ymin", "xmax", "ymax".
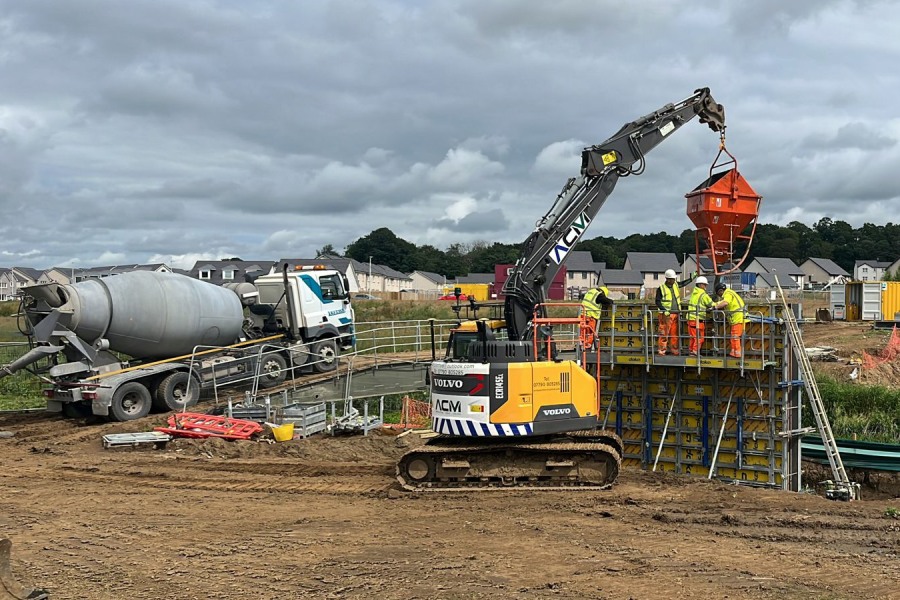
[{"xmin": 503, "ymin": 88, "xmax": 725, "ymax": 340}]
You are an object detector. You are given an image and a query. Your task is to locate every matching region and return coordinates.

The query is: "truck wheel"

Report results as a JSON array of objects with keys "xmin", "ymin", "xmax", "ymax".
[
  {"xmin": 109, "ymin": 382, "xmax": 152, "ymax": 422},
  {"xmin": 312, "ymin": 338, "xmax": 339, "ymax": 373},
  {"xmin": 153, "ymin": 372, "xmax": 199, "ymax": 412},
  {"xmin": 257, "ymin": 353, "xmax": 288, "ymax": 389}
]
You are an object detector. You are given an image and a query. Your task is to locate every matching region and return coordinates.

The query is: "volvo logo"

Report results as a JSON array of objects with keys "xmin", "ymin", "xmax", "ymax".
[
  {"xmin": 542, "ymin": 408, "xmax": 571, "ymax": 416},
  {"xmin": 433, "ymin": 378, "xmax": 463, "ymax": 389}
]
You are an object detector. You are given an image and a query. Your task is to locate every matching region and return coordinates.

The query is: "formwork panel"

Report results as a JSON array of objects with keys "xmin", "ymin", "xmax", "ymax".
[{"xmin": 594, "ymin": 302, "xmax": 789, "ymax": 489}]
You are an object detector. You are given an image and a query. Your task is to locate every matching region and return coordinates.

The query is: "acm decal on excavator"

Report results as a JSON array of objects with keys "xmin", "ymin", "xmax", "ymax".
[{"xmin": 397, "ymin": 87, "xmax": 763, "ymax": 490}]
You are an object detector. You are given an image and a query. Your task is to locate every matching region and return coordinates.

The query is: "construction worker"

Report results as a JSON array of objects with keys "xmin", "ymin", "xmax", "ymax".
[
  {"xmin": 581, "ymin": 284, "xmax": 612, "ymax": 349},
  {"xmin": 686, "ymin": 276, "xmax": 715, "ymax": 356},
  {"xmin": 713, "ymin": 282, "xmax": 747, "ymax": 358},
  {"xmin": 655, "ymin": 269, "xmax": 695, "ymax": 355}
]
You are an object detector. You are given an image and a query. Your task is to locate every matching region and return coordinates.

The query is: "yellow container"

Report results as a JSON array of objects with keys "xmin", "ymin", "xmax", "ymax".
[
  {"xmin": 271, "ymin": 422, "xmax": 295, "ymax": 442},
  {"xmin": 882, "ymin": 281, "xmax": 900, "ymax": 321},
  {"xmin": 443, "ymin": 283, "xmax": 490, "ymax": 301}
]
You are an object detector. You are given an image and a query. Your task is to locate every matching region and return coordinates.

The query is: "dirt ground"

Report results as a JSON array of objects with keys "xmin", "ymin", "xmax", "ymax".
[
  {"xmin": 1, "ymin": 409, "xmax": 898, "ymax": 600},
  {"xmin": 802, "ymin": 320, "xmax": 900, "ymax": 385}
]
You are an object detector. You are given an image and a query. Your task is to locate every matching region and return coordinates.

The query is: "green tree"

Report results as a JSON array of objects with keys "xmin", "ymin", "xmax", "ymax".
[{"xmin": 345, "ymin": 228, "xmax": 418, "ymax": 273}]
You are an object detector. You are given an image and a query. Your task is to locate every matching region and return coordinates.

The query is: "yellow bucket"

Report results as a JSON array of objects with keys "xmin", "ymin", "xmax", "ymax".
[{"xmin": 271, "ymin": 423, "xmax": 295, "ymax": 442}]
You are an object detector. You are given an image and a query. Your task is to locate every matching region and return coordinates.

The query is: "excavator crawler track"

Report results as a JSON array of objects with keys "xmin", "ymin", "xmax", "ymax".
[{"xmin": 396, "ymin": 429, "xmax": 622, "ymax": 491}]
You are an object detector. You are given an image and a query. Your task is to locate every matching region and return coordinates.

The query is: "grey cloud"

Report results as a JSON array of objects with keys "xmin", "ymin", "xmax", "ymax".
[
  {"xmin": 433, "ymin": 208, "xmax": 510, "ymax": 233},
  {"xmin": 2, "ymin": 0, "xmax": 900, "ymax": 269}
]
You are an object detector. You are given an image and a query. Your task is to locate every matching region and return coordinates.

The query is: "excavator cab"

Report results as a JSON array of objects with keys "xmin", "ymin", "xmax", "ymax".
[{"xmin": 686, "ymin": 135, "xmax": 762, "ymax": 275}]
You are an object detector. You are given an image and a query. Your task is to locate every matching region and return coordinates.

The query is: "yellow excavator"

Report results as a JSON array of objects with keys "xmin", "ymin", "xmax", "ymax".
[{"xmin": 397, "ymin": 88, "xmax": 727, "ymax": 490}]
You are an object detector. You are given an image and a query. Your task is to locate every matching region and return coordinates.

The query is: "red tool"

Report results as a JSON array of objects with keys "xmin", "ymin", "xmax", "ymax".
[{"xmin": 154, "ymin": 412, "xmax": 263, "ymax": 440}]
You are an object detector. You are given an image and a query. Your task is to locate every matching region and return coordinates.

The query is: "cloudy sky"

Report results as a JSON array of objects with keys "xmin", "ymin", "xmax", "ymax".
[{"xmin": 2, "ymin": 0, "xmax": 899, "ymax": 270}]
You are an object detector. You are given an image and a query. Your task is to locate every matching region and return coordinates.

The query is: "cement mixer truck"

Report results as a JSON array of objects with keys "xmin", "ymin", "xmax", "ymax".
[{"xmin": 0, "ymin": 265, "xmax": 355, "ymax": 421}]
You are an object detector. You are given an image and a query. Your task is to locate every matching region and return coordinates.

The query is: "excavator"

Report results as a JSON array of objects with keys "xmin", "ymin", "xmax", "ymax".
[{"xmin": 397, "ymin": 88, "xmax": 737, "ymax": 490}]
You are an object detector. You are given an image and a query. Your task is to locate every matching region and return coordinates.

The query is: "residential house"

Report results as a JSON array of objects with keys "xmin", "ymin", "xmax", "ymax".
[
  {"xmin": 854, "ymin": 260, "xmax": 893, "ymax": 281},
  {"xmin": 36, "ymin": 268, "xmax": 74, "ymax": 285},
  {"xmin": 564, "ymin": 251, "xmax": 606, "ymax": 298},
  {"xmin": 0, "ymin": 268, "xmax": 11, "ymax": 301},
  {"xmin": 284, "ymin": 256, "xmax": 412, "ymax": 294},
  {"xmin": 1, "ymin": 267, "xmax": 43, "ymax": 300},
  {"xmin": 190, "ymin": 260, "xmax": 274, "ymax": 286},
  {"xmin": 680, "ymin": 253, "xmax": 715, "ymax": 277},
  {"xmin": 800, "ymin": 258, "xmax": 850, "ymax": 288},
  {"xmin": 75, "ymin": 263, "xmax": 173, "ymax": 282},
  {"xmin": 751, "ymin": 272, "xmax": 800, "ymax": 291},
  {"xmin": 623, "ymin": 252, "xmax": 681, "ymax": 289},
  {"xmin": 407, "ymin": 271, "xmax": 446, "ymax": 296},
  {"xmin": 742, "ymin": 257, "xmax": 806, "ymax": 288},
  {"xmin": 597, "ymin": 269, "xmax": 645, "ymax": 299},
  {"xmin": 887, "ymin": 258, "xmax": 900, "ymax": 280}
]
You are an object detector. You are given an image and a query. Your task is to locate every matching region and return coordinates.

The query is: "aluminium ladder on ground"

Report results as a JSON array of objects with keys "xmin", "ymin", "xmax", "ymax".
[{"xmin": 773, "ymin": 273, "xmax": 860, "ymax": 500}]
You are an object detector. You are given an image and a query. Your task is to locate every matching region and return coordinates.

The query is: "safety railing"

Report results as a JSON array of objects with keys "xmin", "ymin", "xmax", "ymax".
[{"xmin": 587, "ymin": 303, "xmax": 781, "ymax": 371}]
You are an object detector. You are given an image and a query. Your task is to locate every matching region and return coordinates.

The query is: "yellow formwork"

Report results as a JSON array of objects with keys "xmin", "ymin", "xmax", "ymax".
[{"xmin": 593, "ymin": 303, "xmax": 789, "ymax": 487}]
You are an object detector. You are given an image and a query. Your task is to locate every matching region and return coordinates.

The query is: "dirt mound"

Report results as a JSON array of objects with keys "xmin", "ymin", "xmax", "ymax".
[{"xmin": 169, "ymin": 428, "xmax": 423, "ymax": 462}]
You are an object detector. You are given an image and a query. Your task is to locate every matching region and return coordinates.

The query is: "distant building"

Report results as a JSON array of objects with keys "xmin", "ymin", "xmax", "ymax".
[
  {"xmin": 623, "ymin": 252, "xmax": 680, "ymax": 289},
  {"xmin": 800, "ymin": 258, "xmax": 850, "ymax": 288},
  {"xmin": 597, "ymin": 268, "xmax": 645, "ymax": 299},
  {"xmin": 742, "ymin": 257, "xmax": 806, "ymax": 289},
  {"xmin": 853, "ymin": 260, "xmax": 893, "ymax": 281},
  {"xmin": 74, "ymin": 263, "xmax": 172, "ymax": 282},
  {"xmin": 407, "ymin": 271, "xmax": 446, "ymax": 296},
  {"xmin": 189, "ymin": 260, "xmax": 274, "ymax": 286},
  {"xmin": 564, "ymin": 251, "xmax": 605, "ymax": 298}
]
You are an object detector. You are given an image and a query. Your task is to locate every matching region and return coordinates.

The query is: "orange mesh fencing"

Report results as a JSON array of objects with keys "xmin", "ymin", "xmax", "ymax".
[
  {"xmin": 862, "ymin": 325, "xmax": 900, "ymax": 369},
  {"xmin": 384, "ymin": 395, "xmax": 432, "ymax": 430}
]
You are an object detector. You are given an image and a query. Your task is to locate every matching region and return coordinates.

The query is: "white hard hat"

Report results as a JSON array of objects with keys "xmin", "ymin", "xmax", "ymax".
[
  {"xmin": 695, "ymin": 276, "xmax": 708, "ymax": 285},
  {"xmin": 664, "ymin": 269, "xmax": 676, "ymax": 279}
]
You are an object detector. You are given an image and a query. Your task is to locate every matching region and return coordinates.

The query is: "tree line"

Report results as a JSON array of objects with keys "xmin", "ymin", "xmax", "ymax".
[{"xmin": 338, "ymin": 219, "xmax": 900, "ymax": 279}]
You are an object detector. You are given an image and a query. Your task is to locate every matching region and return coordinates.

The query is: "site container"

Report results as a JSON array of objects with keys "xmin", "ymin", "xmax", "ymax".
[
  {"xmin": 845, "ymin": 282, "xmax": 882, "ymax": 321},
  {"xmin": 444, "ymin": 283, "xmax": 490, "ymax": 301},
  {"xmin": 881, "ymin": 281, "xmax": 900, "ymax": 321},
  {"xmin": 830, "ymin": 284, "xmax": 846, "ymax": 320}
]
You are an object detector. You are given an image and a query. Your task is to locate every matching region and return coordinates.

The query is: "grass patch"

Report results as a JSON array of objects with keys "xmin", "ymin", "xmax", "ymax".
[
  {"xmin": 814, "ymin": 374, "xmax": 900, "ymax": 443},
  {"xmin": 0, "ymin": 372, "xmax": 44, "ymax": 410}
]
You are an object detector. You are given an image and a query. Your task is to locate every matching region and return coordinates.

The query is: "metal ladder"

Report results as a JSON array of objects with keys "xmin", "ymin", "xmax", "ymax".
[{"xmin": 774, "ymin": 275, "xmax": 860, "ymax": 500}]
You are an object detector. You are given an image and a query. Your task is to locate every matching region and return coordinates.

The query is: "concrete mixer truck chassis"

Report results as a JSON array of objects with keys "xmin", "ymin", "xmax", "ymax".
[{"xmin": 1, "ymin": 268, "xmax": 355, "ymax": 421}]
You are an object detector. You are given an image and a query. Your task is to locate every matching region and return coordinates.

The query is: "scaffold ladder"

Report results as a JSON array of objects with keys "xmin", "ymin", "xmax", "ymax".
[{"xmin": 773, "ymin": 274, "xmax": 860, "ymax": 500}]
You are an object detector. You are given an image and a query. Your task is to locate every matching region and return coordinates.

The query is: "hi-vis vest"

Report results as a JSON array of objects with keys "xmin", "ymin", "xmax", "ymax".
[
  {"xmin": 721, "ymin": 288, "xmax": 747, "ymax": 325},
  {"xmin": 687, "ymin": 286, "xmax": 714, "ymax": 324},
  {"xmin": 659, "ymin": 282, "xmax": 680, "ymax": 312},
  {"xmin": 581, "ymin": 286, "xmax": 609, "ymax": 319}
]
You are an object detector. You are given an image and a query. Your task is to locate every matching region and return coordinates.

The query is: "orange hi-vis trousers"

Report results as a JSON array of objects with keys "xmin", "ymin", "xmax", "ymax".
[
  {"xmin": 657, "ymin": 313, "xmax": 679, "ymax": 355},
  {"xmin": 688, "ymin": 321, "xmax": 705, "ymax": 354},
  {"xmin": 583, "ymin": 316, "xmax": 598, "ymax": 348},
  {"xmin": 728, "ymin": 323, "xmax": 744, "ymax": 357}
]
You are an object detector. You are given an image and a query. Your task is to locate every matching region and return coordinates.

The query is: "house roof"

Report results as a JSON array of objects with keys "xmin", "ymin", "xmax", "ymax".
[
  {"xmin": 684, "ymin": 253, "xmax": 716, "ymax": 272},
  {"xmin": 625, "ymin": 252, "xmax": 680, "ymax": 273},
  {"xmin": 749, "ymin": 257, "xmax": 804, "ymax": 276},
  {"xmin": 409, "ymin": 270, "xmax": 445, "ymax": 284},
  {"xmin": 598, "ymin": 269, "xmax": 645, "ymax": 287},
  {"xmin": 804, "ymin": 257, "xmax": 849, "ymax": 277},
  {"xmin": 755, "ymin": 272, "xmax": 800, "ymax": 289},
  {"xmin": 12, "ymin": 267, "xmax": 43, "ymax": 281},
  {"xmin": 854, "ymin": 260, "xmax": 893, "ymax": 269},
  {"xmin": 191, "ymin": 260, "xmax": 274, "ymax": 274},
  {"xmin": 565, "ymin": 251, "xmax": 605, "ymax": 273}
]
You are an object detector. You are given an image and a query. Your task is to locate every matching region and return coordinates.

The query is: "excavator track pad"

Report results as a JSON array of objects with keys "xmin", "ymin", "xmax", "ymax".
[
  {"xmin": 396, "ymin": 429, "xmax": 622, "ymax": 491},
  {"xmin": 0, "ymin": 539, "xmax": 48, "ymax": 600}
]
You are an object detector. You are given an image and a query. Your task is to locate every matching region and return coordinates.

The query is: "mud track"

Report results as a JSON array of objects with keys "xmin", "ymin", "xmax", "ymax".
[{"xmin": 1, "ymin": 408, "xmax": 898, "ymax": 600}]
